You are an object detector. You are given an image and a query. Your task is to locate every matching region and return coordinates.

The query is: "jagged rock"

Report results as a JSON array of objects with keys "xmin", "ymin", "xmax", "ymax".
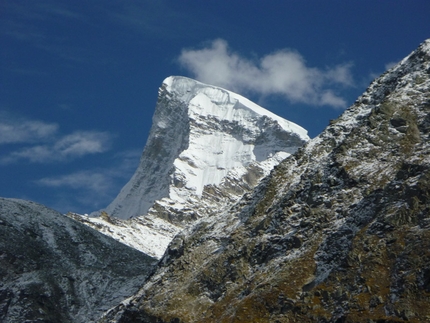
[
  {"xmin": 0, "ymin": 198, "xmax": 156, "ymax": 323},
  {"xmin": 100, "ymin": 39, "xmax": 430, "ymax": 323}
]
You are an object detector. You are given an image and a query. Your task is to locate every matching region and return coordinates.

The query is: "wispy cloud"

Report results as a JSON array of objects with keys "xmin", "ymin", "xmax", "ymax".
[
  {"xmin": 37, "ymin": 170, "xmax": 114, "ymax": 193},
  {"xmin": 36, "ymin": 149, "xmax": 140, "ymax": 190},
  {"xmin": 179, "ymin": 39, "xmax": 354, "ymax": 109},
  {"xmin": 104, "ymin": 1, "xmax": 196, "ymax": 40},
  {"xmin": 0, "ymin": 116, "xmax": 58, "ymax": 144},
  {"xmin": 54, "ymin": 131, "xmax": 112, "ymax": 158},
  {"xmin": 385, "ymin": 61, "xmax": 399, "ymax": 70},
  {"xmin": 35, "ymin": 149, "xmax": 141, "ymax": 213},
  {"xmin": 2, "ymin": 1, "xmax": 92, "ymax": 64},
  {"xmin": 2, "ymin": 1, "xmax": 81, "ymax": 40},
  {"xmin": 1, "ymin": 130, "xmax": 112, "ymax": 164},
  {"xmin": 0, "ymin": 113, "xmax": 113, "ymax": 164},
  {"xmin": 3, "ymin": 0, "xmax": 196, "ymax": 69}
]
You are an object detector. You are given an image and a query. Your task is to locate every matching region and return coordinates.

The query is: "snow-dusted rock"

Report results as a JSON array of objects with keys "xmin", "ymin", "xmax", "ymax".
[
  {"xmin": 0, "ymin": 198, "xmax": 156, "ymax": 323},
  {"xmin": 67, "ymin": 212, "xmax": 180, "ymax": 259}
]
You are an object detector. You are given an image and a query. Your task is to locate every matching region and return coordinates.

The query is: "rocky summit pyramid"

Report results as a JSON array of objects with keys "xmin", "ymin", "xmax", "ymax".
[
  {"xmin": 100, "ymin": 40, "xmax": 430, "ymax": 323},
  {"xmin": 72, "ymin": 76, "xmax": 309, "ymax": 259}
]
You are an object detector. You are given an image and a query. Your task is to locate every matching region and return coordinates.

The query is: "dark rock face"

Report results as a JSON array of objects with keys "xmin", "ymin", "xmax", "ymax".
[
  {"xmin": 100, "ymin": 40, "xmax": 430, "ymax": 322},
  {"xmin": 0, "ymin": 198, "xmax": 156, "ymax": 323}
]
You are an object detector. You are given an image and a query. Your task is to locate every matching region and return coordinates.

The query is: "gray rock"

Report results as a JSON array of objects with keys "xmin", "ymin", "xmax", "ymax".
[{"xmin": 0, "ymin": 198, "xmax": 156, "ymax": 323}]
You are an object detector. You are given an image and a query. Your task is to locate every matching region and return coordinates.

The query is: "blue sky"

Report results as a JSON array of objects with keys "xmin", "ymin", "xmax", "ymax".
[{"xmin": 1, "ymin": 0, "xmax": 429, "ymax": 214}]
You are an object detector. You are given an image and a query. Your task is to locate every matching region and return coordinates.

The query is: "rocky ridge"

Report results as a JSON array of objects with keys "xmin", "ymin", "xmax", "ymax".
[
  {"xmin": 0, "ymin": 198, "xmax": 156, "ymax": 323},
  {"xmin": 100, "ymin": 40, "xmax": 430, "ymax": 322}
]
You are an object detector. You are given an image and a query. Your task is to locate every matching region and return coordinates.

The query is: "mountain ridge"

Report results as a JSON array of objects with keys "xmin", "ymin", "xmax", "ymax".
[
  {"xmin": 2, "ymin": 39, "xmax": 430, "ymax": 323},
  {"xmin": 100, "ymin": 39, "xmax": 430, "ymax": 323},
  {"xmin": 0, "ymin": 198, "xmax": 156, "ymax": 323}
]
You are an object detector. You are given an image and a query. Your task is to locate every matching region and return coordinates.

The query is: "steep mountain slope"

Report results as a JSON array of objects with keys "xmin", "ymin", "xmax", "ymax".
[
  {"xmin": 101, "ymin": 39, "xmax": 430, "ymax": 323},
  {"xmin": 75, "ymin": 76, "xmax": 308, "ymax": 259},
  {"xmin": 0, "ymin": 198, "xmax": 156, "ymax": 323},
  {"xmin": 67, "ymin": 210, "xmax": 180, "ymax": 259}
]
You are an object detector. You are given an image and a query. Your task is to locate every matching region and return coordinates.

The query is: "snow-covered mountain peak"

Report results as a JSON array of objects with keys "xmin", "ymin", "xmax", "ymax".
[
  {"xmin": 163, "ymin": 76, "xmax": 308, "ymax": 139},
  {"xmin": 102, "ymin": 76, "xmax": 309, "ymax": 220}
]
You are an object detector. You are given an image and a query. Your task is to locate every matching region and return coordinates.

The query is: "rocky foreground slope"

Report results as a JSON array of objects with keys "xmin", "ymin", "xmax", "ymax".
[
  {"xmin": 101, "ymin": 40, "xmax": 430, "ymax": 323},
  {"xmin": 0, "ymin": 198, "xmax": 156, "ymax": 323}
]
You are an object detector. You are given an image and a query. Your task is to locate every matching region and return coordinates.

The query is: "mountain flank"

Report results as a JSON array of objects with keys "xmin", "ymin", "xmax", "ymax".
[
  {"xmin": 100, "ymin": 39, "xmax": 430, "ymax": 323},
  {"xmin": 0, "ymin": 198, "xmax": 156, "ymax": 323}
]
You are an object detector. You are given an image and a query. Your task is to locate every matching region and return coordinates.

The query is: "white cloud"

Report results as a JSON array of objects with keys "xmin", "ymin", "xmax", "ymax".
[
  {"xmin": 36, "ymin": 149, "xmax": 140, "ymax": 190},
  {"xmin": 34, "ymin": 149, "xmax": 141, "ymax": 213},
  {"xmin": 320, "ymin": 91, "xmax": 348, "ymax": 108},
  {"xmin": 3, "ymin": 145, "xmax": 53, "ymax": 163},
  {"xmin": 0, "ymin": 117, "xmax": 58, "ymax": 144},
  {"xmin": 385, "ymin": 61, "xmax": 399, "ymax": 70},
  {"xmin": 54, "ymin": 131, "xmax": 112, "ymax": 158},
  {"xmin": 0, "ymin": 112, "xmax": 113, "ymax": 165},
  {"xmin": 37, "ymin": 170, "xmax": 113, "ymax": 193},
  {"xmin": 178, "ymin": 39, "xmax": 354, "ymax": 108},
  {"xmin": 324, "ymin": 64, "xmax": 354, "ymax": 86}
]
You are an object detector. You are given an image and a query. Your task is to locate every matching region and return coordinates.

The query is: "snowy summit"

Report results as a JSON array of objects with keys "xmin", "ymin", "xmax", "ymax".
[
  {"xmin": 102, "ymin": 76, "xmax": 309, "ymax": 220},
  {"xmin": 75, "ymin": 76, "xmax": 309, "ymax": 259}
]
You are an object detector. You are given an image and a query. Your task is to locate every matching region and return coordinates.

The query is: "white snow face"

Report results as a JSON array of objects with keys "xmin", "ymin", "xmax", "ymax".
[{"xmin": 102, "ymin": 76, "xmax": 309, "ymax": 220}]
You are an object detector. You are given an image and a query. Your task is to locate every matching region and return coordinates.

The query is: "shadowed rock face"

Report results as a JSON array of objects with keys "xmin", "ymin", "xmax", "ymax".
[
  {"xmin": 100, "ymin": 40, "xmax": 430, "ymax": 322},
  {"xmin": 0, "ymin": 198, "xmax": 156, "ymax": 323}
]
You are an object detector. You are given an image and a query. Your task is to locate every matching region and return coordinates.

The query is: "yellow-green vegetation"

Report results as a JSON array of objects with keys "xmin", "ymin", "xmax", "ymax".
[
  {"xmin": 100, "ymin": 211, "xmax": 112, "ymax": 223},
  {"xmin": 299, "ymin": 226, "xmax": 430, "ymax": 323}
]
